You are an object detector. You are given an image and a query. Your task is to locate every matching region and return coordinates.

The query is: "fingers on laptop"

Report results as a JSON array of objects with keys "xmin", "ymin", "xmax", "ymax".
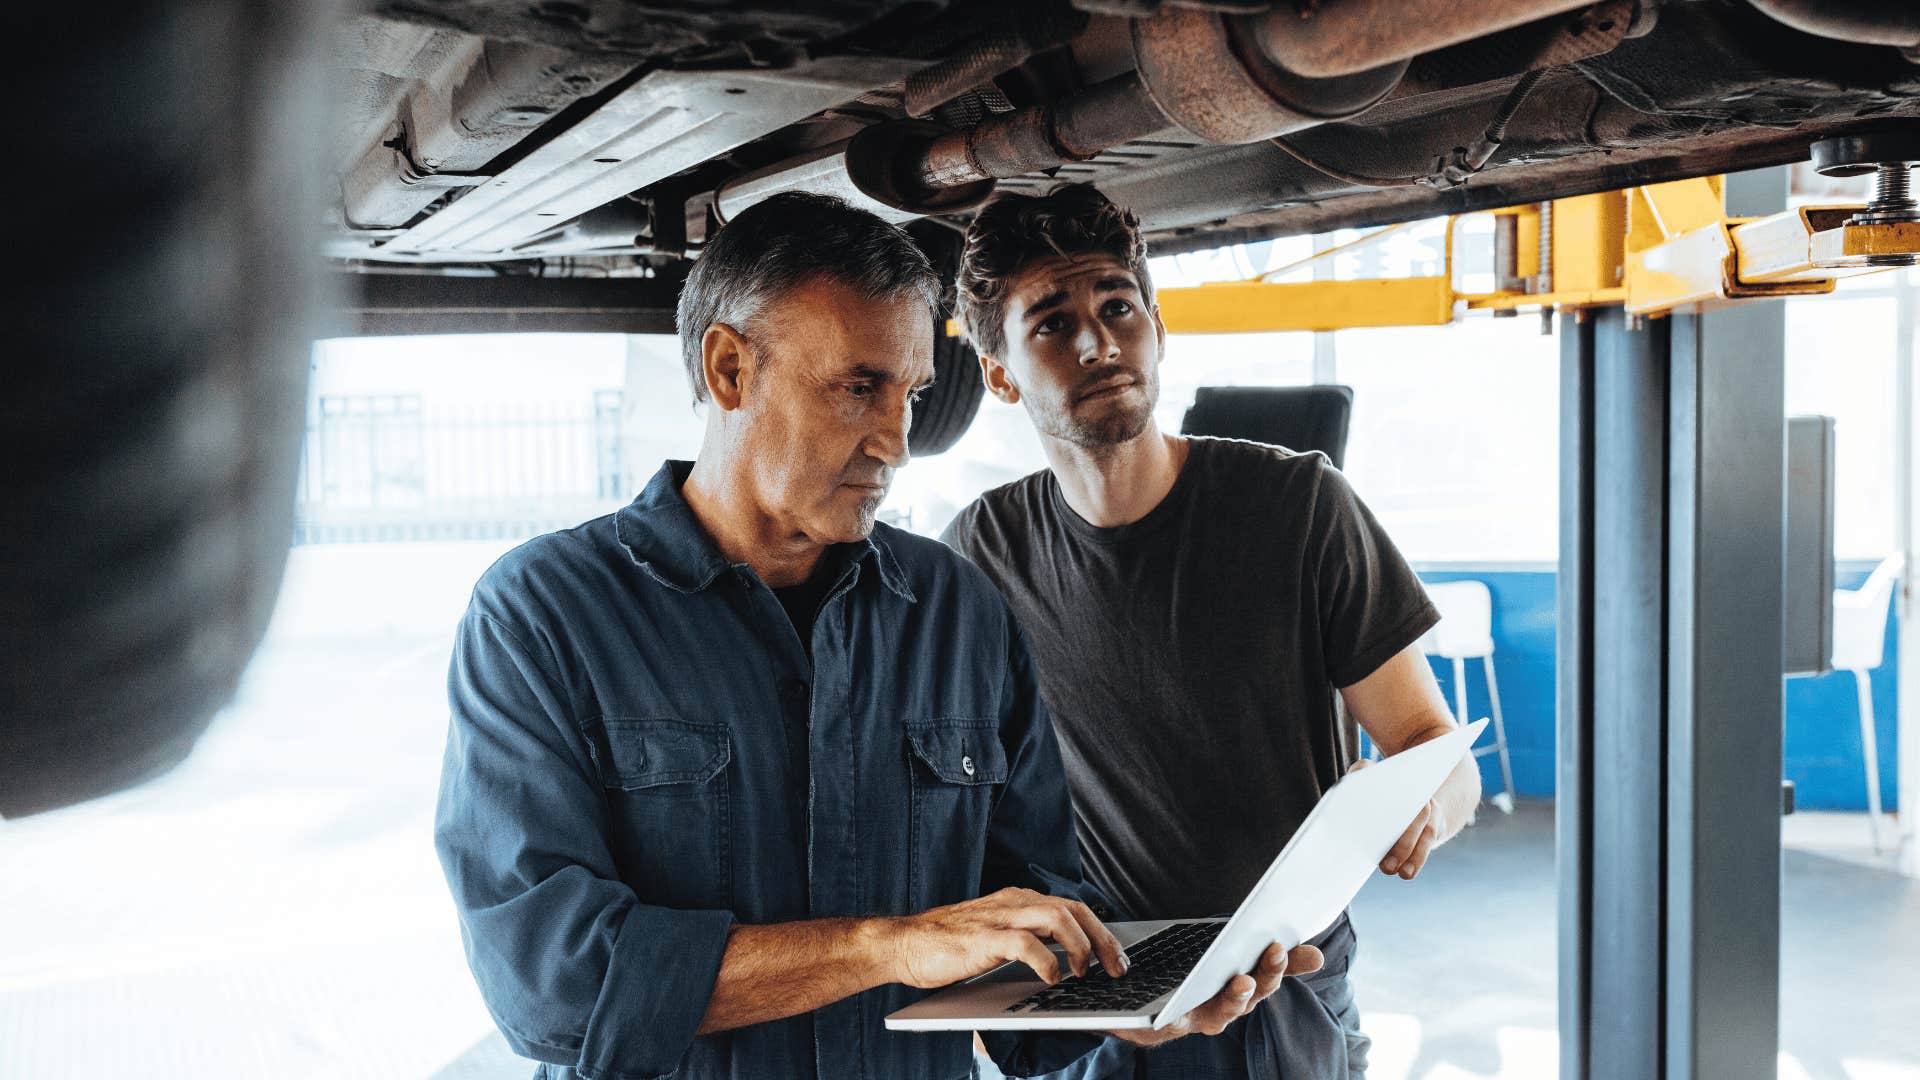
[
  {"xmin": 1108, "ymin": 941, "xmax": 1309, "ymax": 1046},
  {"xmin": 1399, "ymin": 818, "xmax": 1438, "ymax": 878},
  {"xmin": 1180, "ymin": 946, "xmax": 1289, "ymax": 1035},
  {"xmin": 992, "ymin": 889, "xmax": 1127, "ymax": 980},
  {"xmin": 1285, "ymin": 943, "xmax": 1324, "ymax": 977},
  {"xmin": 999, "ymin": 929, "xmax": 1064, "ymax": 985},
  {"xmin": 1381, "ymin": 802, "xmax": 1436, "ymax": 878},
  {"xmin": 1248, "ymin": 943, "xmax": 1298, "ymax": 999},
  {"xmin": 1009, "ymin": 898, "xmax": 1094, "ymax": 978},
  {"xmin": 1188, "ymin": 973, "xmax": 1261, "ymax": 1035},
  {"xmin": 1406, "ymin": 811, "xmax": 1440, "ymax": 877},
  {"xmin": 1062, "ymin": 900, "xmax": 1128, "ymax": 977}
]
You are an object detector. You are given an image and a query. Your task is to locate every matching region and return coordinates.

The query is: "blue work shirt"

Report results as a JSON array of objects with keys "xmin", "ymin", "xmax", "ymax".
[{"xmin": 435, "ymin": 461, "xmax": 1105, "ymax": 1080}]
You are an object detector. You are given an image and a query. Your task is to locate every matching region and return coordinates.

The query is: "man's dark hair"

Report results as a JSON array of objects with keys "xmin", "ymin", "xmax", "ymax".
[
  {"xmin": 956, "ymin": 183, "xmax": 1153, "ymax": 359},
  {"xmin": 675, "ymin": 191, "xmax": 941, "ymax": 403}
]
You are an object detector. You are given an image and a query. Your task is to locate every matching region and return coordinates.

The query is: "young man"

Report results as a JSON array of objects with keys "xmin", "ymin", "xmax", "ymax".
[
  {"xmin": 434, "ymin": 192, "xmax": 1319, "ymax": 1080},
  {"xmin": 943, "ymin": 184, "xmax": 1481, "ymax": 1078}
]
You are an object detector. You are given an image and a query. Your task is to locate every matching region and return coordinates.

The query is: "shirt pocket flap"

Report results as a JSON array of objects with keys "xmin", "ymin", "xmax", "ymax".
[
  {"xmin": 589, "ymin": 717, "xmax": 731, "ymax": 790},
  {"xmin": 907, "ymin": 720, "xmax": 1008, "ymax": 785}
]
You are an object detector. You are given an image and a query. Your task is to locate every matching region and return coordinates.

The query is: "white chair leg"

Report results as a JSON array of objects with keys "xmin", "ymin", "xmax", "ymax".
[
  {"xmin": 1484, "ymin": 655, "xmax": 1517, "ymax": 814},
  {"xmin": 1856, "ymin": 669, "xmax": 1884, "ymax": 854},
  {"xmin": 1452, "ymin": 656, "xmax": 1469, "ymax": 728}
]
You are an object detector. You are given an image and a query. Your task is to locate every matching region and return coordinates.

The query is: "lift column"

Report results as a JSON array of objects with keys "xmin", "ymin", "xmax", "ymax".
[{"xmin": 1558, "ymin": 171, "xmax": 1788, "ymax": 1079}]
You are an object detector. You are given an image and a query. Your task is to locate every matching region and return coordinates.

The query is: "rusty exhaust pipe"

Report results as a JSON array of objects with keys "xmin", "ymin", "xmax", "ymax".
[
  {"xmin": 712, "ymin": 0, "xmax": 1628, "ymax": 220},
  {"xmin": 1252, "ymin": 0, "xmax": 1609, "ymax": 79},
  {"xmin": 1745, "ymin": 0, "xmax": 1920, "ymax": 49}
]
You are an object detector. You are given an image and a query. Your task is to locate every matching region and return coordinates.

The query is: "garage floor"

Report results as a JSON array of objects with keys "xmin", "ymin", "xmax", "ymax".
[{"xmin": 1343, "ymin": 802, "xmax": 1920, "ymax": 1080}]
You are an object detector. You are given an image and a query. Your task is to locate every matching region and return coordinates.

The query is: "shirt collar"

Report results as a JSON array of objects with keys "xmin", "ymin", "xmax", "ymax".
[{"xmin": 615, "ymin": 460, "xmax": 916, "ymax": 603}]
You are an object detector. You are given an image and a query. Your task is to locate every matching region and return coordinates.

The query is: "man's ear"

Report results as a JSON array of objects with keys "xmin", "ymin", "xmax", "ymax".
[
  {"xmin": 702, "ymin": 322, "xmax": 752, "ymax": 410},
  {"xmin": 979, "ymin": 350, "xmax": 1020, "ymax": 405},
  {"xmin": 1151, "ymin": 303, "xmax": 1168, "ymax": 355}
]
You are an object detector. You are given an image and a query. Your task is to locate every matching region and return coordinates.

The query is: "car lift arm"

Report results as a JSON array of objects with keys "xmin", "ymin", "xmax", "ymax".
[{"xmin": 1152, "ymin": 162, "xmax": 1920, "ymax": 333}]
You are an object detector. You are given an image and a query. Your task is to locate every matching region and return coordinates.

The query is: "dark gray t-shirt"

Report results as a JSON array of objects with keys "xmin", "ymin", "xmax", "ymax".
[{"xmin": 941, "ymin": 437, "xmax": 1438, "ymax": 920}]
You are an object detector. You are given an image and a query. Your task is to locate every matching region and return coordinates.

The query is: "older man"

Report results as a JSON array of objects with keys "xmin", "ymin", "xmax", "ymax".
[
  {"xmin": 943, "ymin": 183, "xmax": 1482, "ymax": 1078},
  {"xmin": 434, "ymin": 192, "xmax": 1315, "ymax": 1080}
]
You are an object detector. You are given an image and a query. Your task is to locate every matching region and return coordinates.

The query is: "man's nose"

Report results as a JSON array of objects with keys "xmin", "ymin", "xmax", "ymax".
[
  {"xmin": 866, "ymin": 394, "xmax": 911, "ymax": 468},
  {"xmin": 1076, "ymin": 320, "xmax": 1121, "ymax": 366}
]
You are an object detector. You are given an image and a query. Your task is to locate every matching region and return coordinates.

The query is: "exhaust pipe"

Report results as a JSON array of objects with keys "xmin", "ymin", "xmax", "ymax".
[
  {"xmin": 715, "ymin": 122, "xmax": 999, "ymax": 225},
  {"xmin": 713, "ymin": 0, "xmax": 1629, "ymax": 220},
  {"xmin": 1745, "ymin": 0, "xmax": 1920, "ymax": 49},
  {"xmin": 1251, "ymin": 0, "xmax": 1614, "ymax": 79}
]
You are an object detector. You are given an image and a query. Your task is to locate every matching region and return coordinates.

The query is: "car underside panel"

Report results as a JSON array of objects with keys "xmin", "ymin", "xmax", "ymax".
[
  {"xmin": 355, "ymin": 57, "xmax": 920, "ymax": 260},
  {"xmin": 330, "ymin": 17, "xmax": 638, "ymax": 231},
  {"xmin": 368, "ymin": 0, "xmax": 942, "ymax": 65},
  {"xmin": 325, "ymin": 0, "xmax": 1920, "ymax": 275}
]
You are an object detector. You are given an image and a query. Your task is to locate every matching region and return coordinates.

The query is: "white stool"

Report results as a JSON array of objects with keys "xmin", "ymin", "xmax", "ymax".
[
  {"xmin": 1419, "ymin": 580, "xmax": 1516, "ymax": 814},
  {"xmin": 1831, "ymin": 554, "xmax": 1903, "ymax": 853}
]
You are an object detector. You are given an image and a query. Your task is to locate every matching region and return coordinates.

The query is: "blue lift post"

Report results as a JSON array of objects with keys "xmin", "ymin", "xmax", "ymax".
[{"xmin": 1559, "ymin": 167, "xmax": 1791, "ymax": 1080}]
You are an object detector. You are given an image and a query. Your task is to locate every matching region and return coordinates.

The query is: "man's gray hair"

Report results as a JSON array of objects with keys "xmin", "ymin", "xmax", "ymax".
[{"xmin": 674, "ymin": 192, "xmax": 943, "ymax": 402}]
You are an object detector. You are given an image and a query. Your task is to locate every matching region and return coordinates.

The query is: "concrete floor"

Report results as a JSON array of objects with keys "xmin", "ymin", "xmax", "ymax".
[{"xmin": 1343, "ymin": 801, "xmax": 1920, "ymax": 1080}]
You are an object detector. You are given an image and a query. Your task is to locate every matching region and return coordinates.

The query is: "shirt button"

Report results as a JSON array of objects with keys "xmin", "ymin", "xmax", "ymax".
[{"xmin": 961, "ymin": 754, "xmax": 976, "ymax": 777}]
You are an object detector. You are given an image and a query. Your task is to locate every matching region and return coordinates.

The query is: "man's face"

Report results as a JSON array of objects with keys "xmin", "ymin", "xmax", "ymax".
[
  {"xmin": 989, "ymin": 253, "xmax": 1165, "ymax": 448},
  {"xmin": 730, "ymin": 278, "xmax": 934, "ymax": 544}
]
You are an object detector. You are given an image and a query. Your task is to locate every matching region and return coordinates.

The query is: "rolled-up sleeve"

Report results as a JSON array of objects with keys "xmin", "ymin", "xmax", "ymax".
[
  {"xmin": 435, "ymin": 606, "xmax": 733, "ymax": 1080},
  {"xmin": 979, "ymin": 616, "xmax": 1112, "ymax": 1077}
]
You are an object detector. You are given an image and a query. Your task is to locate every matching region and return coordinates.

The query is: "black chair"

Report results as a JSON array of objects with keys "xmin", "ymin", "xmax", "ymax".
[{"xmin": 1179, "ymin": 384, "xmax": 1355, "ymax": 468}]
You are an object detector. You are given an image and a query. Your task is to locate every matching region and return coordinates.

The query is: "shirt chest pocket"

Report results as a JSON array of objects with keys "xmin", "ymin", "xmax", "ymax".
[
  {"xmin": 905, "ymin": 718, "xmax": 1009, "ymax": 907},
  {"xmin": 587, "ymin": 717, "xmax": 732, "ymax": 908}
]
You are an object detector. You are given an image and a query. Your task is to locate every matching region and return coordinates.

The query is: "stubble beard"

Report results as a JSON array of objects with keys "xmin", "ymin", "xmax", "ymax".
[
  {"xmin": 842, "ymin": 488, "xmax": 887, "ymax": 539},
  {"xmin": 1041, "ymin": 373, "xmax": 1158, "ymax": 450}
]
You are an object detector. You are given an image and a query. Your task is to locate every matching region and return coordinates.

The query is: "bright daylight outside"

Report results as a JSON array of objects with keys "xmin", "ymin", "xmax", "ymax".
[{"xmin": 4, "ymin": 214, "xmax": 1916, "ymax": 1080}]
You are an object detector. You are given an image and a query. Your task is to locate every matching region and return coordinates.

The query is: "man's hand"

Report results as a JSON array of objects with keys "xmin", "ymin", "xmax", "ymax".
[
  {"xmin": 881, "ymin": 888, "xmax": 1129, "ymax": 989},
  {"xmin": 1349, "ymin": 758, "xmax": 1442, "ymax": 880},
  {"xmin": 1105, "ymin": 942, "xmax": 1323, "ymax": 1047}
]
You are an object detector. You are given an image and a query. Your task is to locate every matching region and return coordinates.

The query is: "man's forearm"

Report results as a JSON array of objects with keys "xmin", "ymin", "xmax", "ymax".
[
  {"xmin": 695, "ymin": 888, "xmax": 1122, "ymax": 1036},
  {"xmin": 696, "ymin": 917, "xmax": 898, "ymax": 1035}
]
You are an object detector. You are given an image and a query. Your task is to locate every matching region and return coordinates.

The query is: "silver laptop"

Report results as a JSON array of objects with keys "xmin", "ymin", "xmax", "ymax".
[{"xmin": 885, "ymin": 719, "xmax": 1489, "ymax": 1032}]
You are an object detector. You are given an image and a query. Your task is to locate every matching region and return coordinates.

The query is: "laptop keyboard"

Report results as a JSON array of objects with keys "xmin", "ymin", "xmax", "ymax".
[{"xmin": 1004, "ymin": 921, "xmax": 1225, "ymax": 1014}]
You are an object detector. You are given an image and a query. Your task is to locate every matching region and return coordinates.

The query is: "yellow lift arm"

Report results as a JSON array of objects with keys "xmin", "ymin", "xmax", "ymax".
[{"xmin": 1153, "ymin": 175, "xmax": 1920, "ymax": 334}]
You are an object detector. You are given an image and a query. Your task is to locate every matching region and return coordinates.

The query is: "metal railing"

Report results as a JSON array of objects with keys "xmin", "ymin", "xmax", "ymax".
[{"xmin": 293, "ymin": 391, "xmax": 627, "ymax": 544}]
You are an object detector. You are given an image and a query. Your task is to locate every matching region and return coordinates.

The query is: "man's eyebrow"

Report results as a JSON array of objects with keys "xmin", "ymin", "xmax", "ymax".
[
  {"xmin": 844, "ymin": 362, "xmax": 936, "ymax": 389},
  {"xmin": 1022, "ymin": 290, "xmax": 1069, "ymax": 321},
  {"xmin": 1022, "ymin": 278, "xmax": 1142, "ymax": 321}
]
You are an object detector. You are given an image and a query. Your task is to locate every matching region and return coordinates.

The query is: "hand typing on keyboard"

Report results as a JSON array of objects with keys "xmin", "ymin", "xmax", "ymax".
[
  {"xmin": 1104, "ymin": 939, "xmax": 1324, "ymax": 1047},
  {"xmin": 882, "ymin": 887, "xmax": 1129, "ymax": 990},
  {"xmin": 1008, "ymin": 921, "xmax": 1222, "ymax": 1014}
]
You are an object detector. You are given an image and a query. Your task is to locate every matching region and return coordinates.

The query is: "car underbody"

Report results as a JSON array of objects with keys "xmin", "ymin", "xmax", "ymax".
[{"xmin": 323, "ymin": 0, "xmax": 1920, "ymax": 279}]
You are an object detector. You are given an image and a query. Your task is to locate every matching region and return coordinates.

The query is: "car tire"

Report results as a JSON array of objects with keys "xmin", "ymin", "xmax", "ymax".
[
  {"xmin": 0, "ymin": 5, "xmax": 329, "ymax": 817},
  {"xmin": 906, "ymin": 222, "xmax": 987, "ymax": 457},
  {"xmin": 913, "ymin": 323, "xmax": 989, "ymax": 457}
]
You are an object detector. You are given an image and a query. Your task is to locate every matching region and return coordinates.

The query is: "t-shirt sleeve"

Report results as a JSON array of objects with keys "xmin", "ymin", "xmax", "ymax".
[{"xmin": 1308, "ymin": 461, "xmax": 1440, "ymax": 688}]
